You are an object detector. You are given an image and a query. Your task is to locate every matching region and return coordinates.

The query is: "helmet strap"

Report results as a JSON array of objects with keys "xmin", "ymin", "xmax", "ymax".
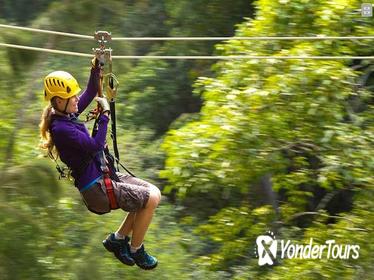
[
  {"xmin": 51, "ymin": 97, "xmax": 70, "ymax": 116},
  {"xmin": 62, "ymin": 98, "xmax": 70, "ymax": 114}
]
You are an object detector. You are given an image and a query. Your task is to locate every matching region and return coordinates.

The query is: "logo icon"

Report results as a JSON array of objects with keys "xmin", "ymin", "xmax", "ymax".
[
  {"xmin": 361, "ymin": 3, "xmax": 373, "ymax": 17},
  {"xmin": 255, "ymin": 231, "xmax": 277, "ymax": 266}
]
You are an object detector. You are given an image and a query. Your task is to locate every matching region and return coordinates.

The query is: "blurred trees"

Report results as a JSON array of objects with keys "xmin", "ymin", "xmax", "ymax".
[
  {"xmin": 0, "ymin": 0, "xmax": 373, "ymax": 279},
  {"xmin": 119, "ymin": 0, "xmax": 254, "ymax": 135},
  {"xmin": 0, "ymin": 0, "xmax": 51, "ymax": 24},
  {"xmin": 0, "ymin": 0, "xmax": 253, "ymax": 279}
]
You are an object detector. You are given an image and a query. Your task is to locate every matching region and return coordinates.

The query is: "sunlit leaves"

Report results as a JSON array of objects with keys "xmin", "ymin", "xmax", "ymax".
[{"xmin": 161, "ymin": 0, "xmax": 373, "ymax": 276}]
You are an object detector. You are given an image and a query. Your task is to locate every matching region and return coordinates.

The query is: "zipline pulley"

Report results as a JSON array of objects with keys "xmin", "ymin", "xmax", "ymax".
[
  {"xmin": 93, "ymin": 31, "xmax": 112, "ymax": 64},
  {"xmin": 94, "ymin": 31, "xmax": 111, "ymax": 46}
]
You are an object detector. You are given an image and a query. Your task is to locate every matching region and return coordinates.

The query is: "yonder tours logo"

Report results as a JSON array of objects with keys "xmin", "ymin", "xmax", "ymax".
[
  {"xmin": 255, "ymin": 231, "xmax": 277, "ymax": 266},
  {"xmin": 255, "ymin": 231, "xmax": 360, "ymax": 266}
]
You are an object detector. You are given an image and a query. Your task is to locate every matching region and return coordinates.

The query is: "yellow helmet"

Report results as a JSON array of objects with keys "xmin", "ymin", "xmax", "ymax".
[{"xmin": 44, "ymin": 71, "xmax": 81, "ymax": 101}]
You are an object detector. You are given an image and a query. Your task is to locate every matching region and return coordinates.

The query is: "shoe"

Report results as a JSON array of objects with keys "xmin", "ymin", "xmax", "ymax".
[
  {"xmin": 130, "ymin": 244, "xmax": 158, "ymax": 270},
  {"xmin": 102, "ymin": 233, "xmax": 135, "ymax": 266}
]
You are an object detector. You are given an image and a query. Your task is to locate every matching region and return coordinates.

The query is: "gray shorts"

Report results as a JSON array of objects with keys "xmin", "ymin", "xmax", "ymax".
[{"xmin": 81, "ymin": 172, "xmax": 151, "ymax": 214}]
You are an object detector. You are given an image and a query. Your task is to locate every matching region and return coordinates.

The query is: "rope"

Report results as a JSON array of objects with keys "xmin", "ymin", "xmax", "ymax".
[
  {"xmin": 0, "ymin": 24, "xmax": 92, "ymax": 40},
  {"xmin": 0, "ymin": 42, "xmax": 92, "ymax": 57},
  {"xmin": 1, "ymin": 42, "xmax": 373, "ymax": 60},
  {"xmin": 1, "ymin": 24, "xmax": 374, "ymax": 41},
  {"xmin": 112, "ymin": 55, "xmax": 374, "ymax": 60},
  {"xmin": 112, "ymin": 36, "xmax": 374, "ymax": 41}
]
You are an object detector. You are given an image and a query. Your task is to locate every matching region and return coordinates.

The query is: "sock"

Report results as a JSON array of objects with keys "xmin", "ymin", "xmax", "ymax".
[
  {"xmin": 114, "ymin": 232, "xmax": 126, "ymax": 240},
  {"xmin": 130, "ymin": 244, "xmax": 142, "ymax": 253}
]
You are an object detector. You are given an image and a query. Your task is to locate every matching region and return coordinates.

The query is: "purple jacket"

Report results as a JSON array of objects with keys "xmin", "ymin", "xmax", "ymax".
[{"xmin": 50, "ymin": 67, "xmax": 109, "ymax": 191}]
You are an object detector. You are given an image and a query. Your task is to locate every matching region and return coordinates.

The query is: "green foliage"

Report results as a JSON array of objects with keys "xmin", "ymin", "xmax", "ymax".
[
  {"xmin": 161, "ymin": 0, "xmax": 374, "ymax": 277},
  {"xmin": 0, "ymin": 160, "xmax": 62, "ymax": 280},
  {"xmin": 195, "ymin": 205, "xmax": 276, "ymax": 270},
  {"xmin": 119, "ymin": 0, "xmax": 254, "ymax": 135},
  {"xmin": 261, "ymin": 191, "xmax": 374, "ymax": 280},
  {"xmin": 1, "ymin": 0, "xmax": 373, "ymax": 279},
  {"xmin": 0, "ymin": 0, "xmax": 52, "ymax": 24},
  {"xmin": 0, "ymin": 168, "xmax": 222, "ymax": 279}
]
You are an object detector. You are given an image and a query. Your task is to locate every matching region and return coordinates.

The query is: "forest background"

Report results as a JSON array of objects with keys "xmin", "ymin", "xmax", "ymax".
[{"xmin": 0, "ymin": 0, "xmax": 373, "ymax": 279}]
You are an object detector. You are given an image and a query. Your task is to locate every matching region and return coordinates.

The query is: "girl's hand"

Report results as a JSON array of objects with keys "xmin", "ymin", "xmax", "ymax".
[
  {"xmin": 95, "ymin": 96, "xmax": 110, "ymax": 114},
  {"xmin": 91, "ymin": 56, "xmax": 104, "ymax": 69},
  {"xmin": 91, "ymin": 56, "xmax": 98, "ymax": 69}
]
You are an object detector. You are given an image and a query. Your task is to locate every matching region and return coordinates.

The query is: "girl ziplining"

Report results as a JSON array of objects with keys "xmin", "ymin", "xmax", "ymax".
[{"xmin": 39, "ymin": 57, "xmax": 160, "ymax": 270}]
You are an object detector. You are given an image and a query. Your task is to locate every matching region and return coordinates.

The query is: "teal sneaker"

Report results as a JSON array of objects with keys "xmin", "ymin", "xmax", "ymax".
[
  {"xmin": 130, "ymin": 244, "xmax": 158, "ymax": 270},
  {"xmin": 102, "ymin": 233, "xmax": 135, "ymax": 266}
]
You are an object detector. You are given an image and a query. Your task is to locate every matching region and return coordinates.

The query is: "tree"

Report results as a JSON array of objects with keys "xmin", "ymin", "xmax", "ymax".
[
  {"xmin": 118, "ymin": 0, "xmax": 254, "ymax": 135},
  {"xmin": 161, "ymin": 0, "xmax": 373, "ymax": 277}
]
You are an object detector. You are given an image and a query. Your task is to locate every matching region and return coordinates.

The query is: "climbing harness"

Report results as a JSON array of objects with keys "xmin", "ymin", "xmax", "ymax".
[{"xmin": 49, "ymin": 151, "xmax": 71, "ymax": 179}]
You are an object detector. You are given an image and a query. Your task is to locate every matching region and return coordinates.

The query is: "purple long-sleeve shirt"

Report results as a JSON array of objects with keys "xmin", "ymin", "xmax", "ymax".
[{"xmin": 50, "ymin": 67, "xmax": 109, "ymax": 191}]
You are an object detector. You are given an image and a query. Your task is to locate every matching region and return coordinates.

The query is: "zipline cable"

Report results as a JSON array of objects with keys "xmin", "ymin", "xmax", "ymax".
[
  {"xmin": 0, "ymin": 24, "xmax": 92, "ymax": 40},
  {"xmin": 111, "ymin": 55, "xmax": 374, "ymax": 60},
  {"xmin": 0, "ymin": 42, "xmax": 92, "ymax": 57},
  {"xmin": 1, "ymin": 24, "xmax": 374, "ymax": 41},
  {"xmin": 112, "ymin": 36, "xmax": 374, "ymax": 41},
  {"xmin": 1, "ymin": 42, "xmax": 373, "ymax": 60}
]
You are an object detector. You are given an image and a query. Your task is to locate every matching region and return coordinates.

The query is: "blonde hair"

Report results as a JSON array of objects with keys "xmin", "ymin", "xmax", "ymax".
[{"xmin": 39, "ymin": 100, "xmax": 58, "ymax": 159}]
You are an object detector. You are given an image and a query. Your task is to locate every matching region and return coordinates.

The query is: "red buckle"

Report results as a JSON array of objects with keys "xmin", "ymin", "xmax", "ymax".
[{"xmin": 103, "ymin": 174, "xmax": 118, "ymax": 209}]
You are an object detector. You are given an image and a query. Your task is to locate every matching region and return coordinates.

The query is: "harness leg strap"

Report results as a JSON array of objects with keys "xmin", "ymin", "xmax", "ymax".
[{"xmin": 103, "ymin": 174, "xmax": 118, "ymax": 209}]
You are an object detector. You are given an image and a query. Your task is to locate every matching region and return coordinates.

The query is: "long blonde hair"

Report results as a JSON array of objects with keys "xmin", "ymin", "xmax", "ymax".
[{"xmin": 39, "ymin": 100, "xmax": 58, "ymax": 159}]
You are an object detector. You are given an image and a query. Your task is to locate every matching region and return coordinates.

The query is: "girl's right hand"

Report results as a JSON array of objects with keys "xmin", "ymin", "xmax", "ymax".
[{"xmin": 95, "ymin": 96, "xmax": 110, "ymax": 114}]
